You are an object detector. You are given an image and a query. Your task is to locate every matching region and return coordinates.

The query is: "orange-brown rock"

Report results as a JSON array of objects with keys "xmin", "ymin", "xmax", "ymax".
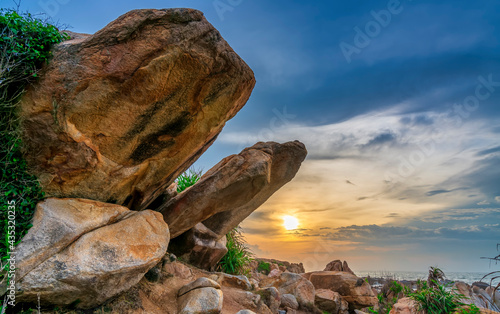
[
  {"xmin": 159, "ymin": 141, "xmax": 307, "ymax": 238},
  {"xmin": 19, "ymin": 8, "xmax": 255, "ymax": 210},
  {"xmin": 305, "ymin": 271, "xmax": 378, "ymax": 310},
  {"xmin": 324, "ymin": 260, "xmax": 356, "ymax": 275}
]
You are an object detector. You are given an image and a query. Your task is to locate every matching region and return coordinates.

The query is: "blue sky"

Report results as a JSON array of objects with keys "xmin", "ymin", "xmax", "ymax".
[{"xmin": 10, "ymin": 0, "xmax": 500, "ymax": 273}]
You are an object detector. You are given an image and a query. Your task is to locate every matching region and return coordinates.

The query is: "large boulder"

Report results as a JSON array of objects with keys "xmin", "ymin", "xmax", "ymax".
[
  {"xmin": 168, "ymin": 223, "xmax": 227, "ymax": 271},
  {"xmin": 11, "ymin": 198, "xmax": 130, "ymax": 281},
  {"xmin": 305, "ymin": 271, "xmax": 378, "ymax": 310},
  {"xmin": 159, "ymin": 141, "xmax": 307, "ymax": 238},
  {"xmin": 11, "ymin": 198, "xmax": 169, "ymax": 308},
  {"xmin": 19, "ymin": 8, "xmax": 255, "ymax": 210}
]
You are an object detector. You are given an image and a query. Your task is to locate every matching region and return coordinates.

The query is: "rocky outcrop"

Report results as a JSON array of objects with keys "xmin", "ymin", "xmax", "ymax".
[
  {"xmin": 19, "ymin": 8, "xmax": 255, "ymax": 210},
  {"xmin": 324, "ymin": 260, "xmax": 356, "ymax": 276},
  {"xmin": 252, "ymin": 258, "xmax": 306, "ymax": 274},
  {"xmin": 160, "ymin": 141, "xmax": 307, "ymax": 238},
  {"xmin": 304, "ymin": 271, "xmax": 378, "ymax": 311},
  {"xmin": 168, "ymin": 223, "xmax": 227, "ymax": 271},
  {"xmin": 13, "ymin": 198, "xmax": 169, "ymax": 308}
]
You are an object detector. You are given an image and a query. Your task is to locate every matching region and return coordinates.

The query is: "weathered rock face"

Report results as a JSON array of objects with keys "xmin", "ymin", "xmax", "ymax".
[
  {"xmin": 168, "ymin": 223, "xmax": 227, "ymax": 270},
  {"xmin": 20, "ymin": 8, "xmax": 255, "ymax": 210},
  {"xmin": 305, "ymin": 271, "xmax": 378, "ymax": 310},
  {"xmin": 159, "ymin": 141, "xmax": 307, "ymax": 238},
  {"xmin": 13, "ymin": 198, "xmax": 169, "ymax": 308},
  {"xmin": 13, "ymin": 198, "xmax": 130, "ymax": 281}
]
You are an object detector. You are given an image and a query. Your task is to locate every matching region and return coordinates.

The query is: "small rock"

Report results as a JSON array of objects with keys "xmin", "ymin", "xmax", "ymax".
[
  {"xmin": 163, "ymin": 261, "xmax": 193, "ymax": 280},
  {"xmin": 218, "ymin": 273, "xmax": 252, "ymax": 291},
  {"xmin": 236, "ymin": 311, "xmax": 257, "ymax": 314},
  {"xmin": 259, "ymin": 287, "xmax": 281, "ymax": 313},
  {"xmin": 178, "ymin": 277, "xmax": 221, "ymax": 297},
  {"xmin": 250, "ymin": 278, "xmax": 259, "ymax": 289},
  {"xmin": 178, "ymin": 287, "xmax": 223, "ymax": 314},
  {"xmin": 268, "ymin": 268, "xmax": 282, "ymax": 278},
  {"xmin": 389, "ymin": 297, "xmax": 423, "ymax": 314},
  {"xmin": 281, "ymin": 294, "xmax": 299, "ymax": 310}
]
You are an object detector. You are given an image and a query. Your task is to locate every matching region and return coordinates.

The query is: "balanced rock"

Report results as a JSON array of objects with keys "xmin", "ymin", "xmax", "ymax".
[
  {"xmin": 159, "ymin": 141, "xmax": 307, "ymax": 238},
  {"xmin": 19, "ymin": 8, "xmax": 255, "ymax": 210},
  {"xmin": 14, "ymin": 199, "xmax": 169, "ymax": 308},
  {"xmin": 305, "ymin": 271, "xmax": 377, "ymax": 310}
]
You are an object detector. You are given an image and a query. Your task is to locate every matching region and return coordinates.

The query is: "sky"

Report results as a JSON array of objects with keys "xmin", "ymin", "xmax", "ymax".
[{"xmin": 8, "ymin": 0, "xmax": 500, "ymax": 273}]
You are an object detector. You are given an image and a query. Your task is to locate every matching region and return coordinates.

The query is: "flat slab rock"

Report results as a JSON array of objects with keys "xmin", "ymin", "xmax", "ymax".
[
  {"xmin": 11, "ymin": 198, "xmax": 170, "ymax": 309},
  {"xmin": 19, "ymin": 8, "xmax": 255, "ymax": 210}
]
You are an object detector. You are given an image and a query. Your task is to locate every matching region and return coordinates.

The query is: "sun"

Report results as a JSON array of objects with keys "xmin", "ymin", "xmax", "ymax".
[{"xmin": 283, "ymin": 215, "xmax": 299, "ymax": 230}]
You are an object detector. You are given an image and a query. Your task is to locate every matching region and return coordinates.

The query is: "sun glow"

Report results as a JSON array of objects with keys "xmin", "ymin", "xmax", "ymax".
[{"xmin": 283, "ymin": 215, "xmax": 299, "ymax": 230}]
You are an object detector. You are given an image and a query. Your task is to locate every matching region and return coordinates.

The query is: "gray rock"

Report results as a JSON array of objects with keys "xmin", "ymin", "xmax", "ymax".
[
  {"xmin": 259, "ymin": 286, "xmax": 281, "ymax": 313},
  {"xmin": 281, "ymin": 293, "xmax": 299, "ymax": 310},
  {"xmin": 178, "ymin": 287, "xmax": 223, "ymax": 314},
  {"xmin": 14, "ymin": 204, "xmax": 169, "ymax": 309}
]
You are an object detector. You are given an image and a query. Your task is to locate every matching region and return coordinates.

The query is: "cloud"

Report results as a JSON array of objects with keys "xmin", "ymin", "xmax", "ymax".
[
  {"xmin": 477, "ymin": 200, "xmax": 491, "ymax": 206},
  {"xmin": 496, "ymin": 196, "xmax": 500, "ymax": 203},
  {"xmin": 476, "ymin": 146, "xmax": 500, "ymax": 156}
]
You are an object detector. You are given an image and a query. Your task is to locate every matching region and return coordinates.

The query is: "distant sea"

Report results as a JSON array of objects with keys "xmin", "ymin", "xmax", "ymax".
[{"xmin": 356, "ymin": 270, "xmax": 490, "ymax": 285}]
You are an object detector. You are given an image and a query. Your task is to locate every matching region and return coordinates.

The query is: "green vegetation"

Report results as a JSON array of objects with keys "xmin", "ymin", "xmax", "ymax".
[
  {"xmin": 256, "ymin": 260, "xmax": 271, "ymax": 275},
  {"xmin": 368, "ymin": 268, "xmax": 480, "ymax": 314},
  {"xmin": 0, "ymin": 8, "xmax": 68, "ymax": 281},
  {"xmin": 217, "ymin": 226, "xmax": 253, "ymax": 276},
  {"xmin": 408, "ymin": 280, "xmax": 478, "ymax": 314},
  {"xmin": 175, "ymin": 168, "xmax": 202, "ymax": 192}
]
